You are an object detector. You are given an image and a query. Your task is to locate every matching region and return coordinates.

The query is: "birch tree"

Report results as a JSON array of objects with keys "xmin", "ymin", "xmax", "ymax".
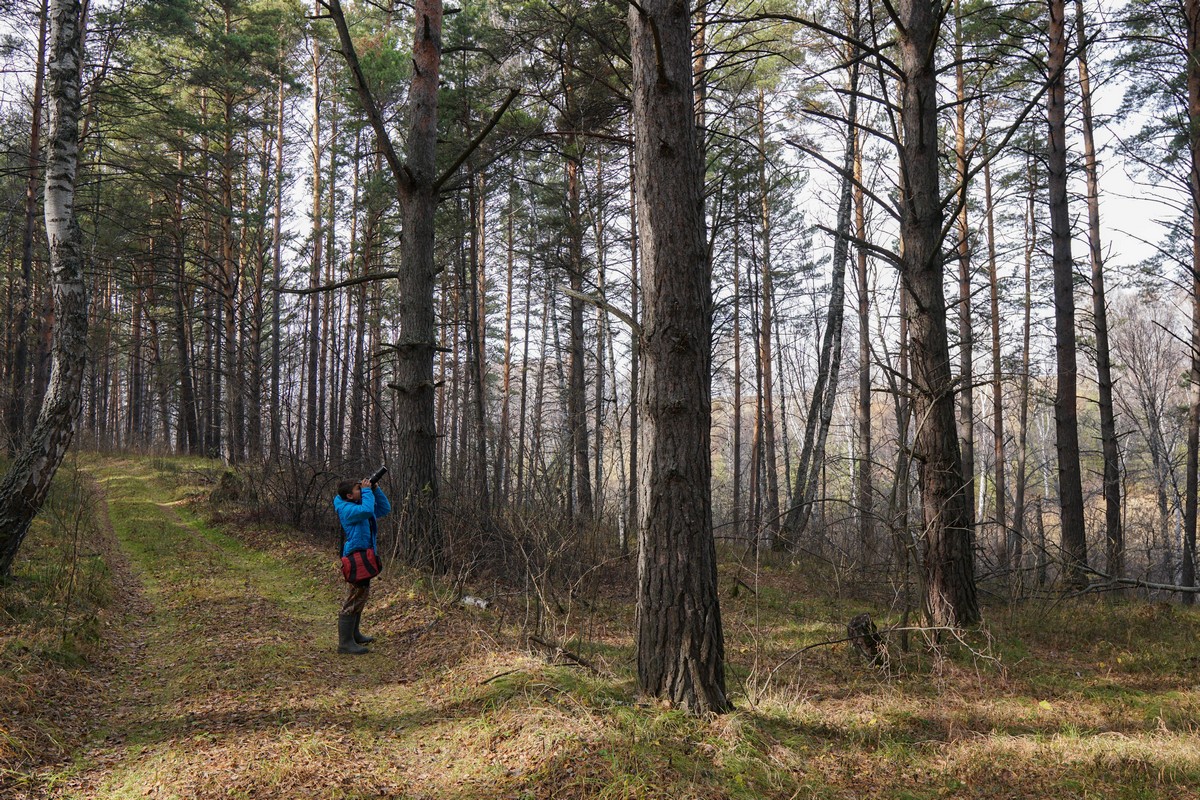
[{"xmin": 0, "ymin": 0, "xmax": 87, "ymax": 577}]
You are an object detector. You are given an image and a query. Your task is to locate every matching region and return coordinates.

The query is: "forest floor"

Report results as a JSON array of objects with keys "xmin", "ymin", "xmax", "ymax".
[{"xmin": 3, "ymin": 455, "xmax": 1200, "ymax": 799}]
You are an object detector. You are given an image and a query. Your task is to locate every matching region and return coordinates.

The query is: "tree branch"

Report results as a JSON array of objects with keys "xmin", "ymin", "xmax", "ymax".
[
  {"xmin": 282, "ymin": 271, "xmax": 400, "ymax": 295},
  {"xmin": 433, "ymin": 87, "xmax": 520, "ymax": 191},
  {"xmin": 320, "ymin": 0, "xmax": 411, "ymax": 193},
  {"xmin": 561, "ymin": 287, "xmax": 640, "ymax": 336}
]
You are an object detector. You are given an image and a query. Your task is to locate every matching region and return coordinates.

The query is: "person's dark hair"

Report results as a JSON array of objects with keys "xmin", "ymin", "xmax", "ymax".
[{"xmin": 336, "ymin": 479, "xmax": 358, "ymax": 500}]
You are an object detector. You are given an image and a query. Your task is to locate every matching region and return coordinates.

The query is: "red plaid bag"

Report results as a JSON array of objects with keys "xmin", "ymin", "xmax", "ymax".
[{"xmin": 341, "ymin": 547, "xmax": 382, "ymax": 582}]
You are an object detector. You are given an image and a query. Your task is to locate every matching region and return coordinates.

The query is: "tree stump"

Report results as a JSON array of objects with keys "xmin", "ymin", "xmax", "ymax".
[{"xmin": 847, "ymin": 612, "xmax": 885, "ymax": 666}]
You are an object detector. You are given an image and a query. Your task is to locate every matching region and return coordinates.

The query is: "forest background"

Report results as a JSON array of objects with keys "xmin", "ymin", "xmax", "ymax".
[{"xmin": 2, "ymin": 0, "xmax": 1200, "ymax": 717}]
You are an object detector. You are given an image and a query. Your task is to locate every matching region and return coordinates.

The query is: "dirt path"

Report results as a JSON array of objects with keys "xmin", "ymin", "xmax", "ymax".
[{"xmin": 34, "ymin": 458, "xmax": 520, "ymax": 800}]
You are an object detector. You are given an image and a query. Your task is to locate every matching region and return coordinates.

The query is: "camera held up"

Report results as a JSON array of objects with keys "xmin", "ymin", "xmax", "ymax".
[{"xmin": 367, "ymin": 465, "xmax": 388, "ymax": 485}]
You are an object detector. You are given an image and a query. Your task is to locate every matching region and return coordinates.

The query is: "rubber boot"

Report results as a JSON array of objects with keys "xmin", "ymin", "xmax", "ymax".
[
  {"xmin": 338, "ymin": 615, "xmax": 368, "ymax": 654},
  {"xmin": 352, "ymin": 612, "xmax": 374, "ymax": 645}
]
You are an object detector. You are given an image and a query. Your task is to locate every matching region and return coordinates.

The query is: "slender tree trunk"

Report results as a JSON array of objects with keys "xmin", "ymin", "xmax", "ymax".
[
  {"xmin": 565, "ymin": 136, "xmax": 593, "ymax": 523},
  {"xmin": 1013, "ymin": 159, "xmax": 1037, "ymax": 588},
  {"xmin": 785, "ymin": 45, "xmax": 856, "ymax": 543},
  {"xmin": 306, "ymin": 10, "xmax": 323, "ymax": 460},
  {"xmin": 128, "ymin": 266, "xmax": 143, "ymax": 445},
  {"xmin": 1074, "ymin": 0, "xmax": 1121, "ymax": 580},
  {"xmin": 954, "ymin": 2, "xmax": 976, "ymax": 543},
  {"xmin": 854, "ymin": 89, "xmax": 874, "ymax": 563},
  {"xmin": 467, "ymin": 170, "xmax": 491, "ymax": 514},
  {"xmin": 515, "ymin": 211, "xmax": 535, "ymax": 504},
  {"xmin": 0, "ymin": 0, "xmax": 87, "ymax": 577},
  {"xmin": 1048, "ymin": 0, "xmax": 1089, "ymax": 586},
  {"xmin": 897, "ymin": 0, "xmax": 978, "ymax": 626},
  {"xmin": 593, "ymin": 154, "xmax": 608, "ymax": 519},
  {"xmin": 625, "ymin": 152, "xmax": 640, "ymax": 555},
  {"xmin": 172, "ymin": 154, "xmax": 199, "ymax": 454},
  {"xmin": 732, "ymin": 212, "xmax": 743, "ymax": 544},
  {"xmin": 1180, "ymin": 0, "xmax": 1200, "ymax": 601},
  {"xmin": 630, "ymin": 0, "xmax": 729, "ymax": 714},
  {"xmin": 270, "ymin": 72, "xmax": 285, "ymax": 464},
  {"xmin": 221, "ymin": 79, "xmax": 241, "ymax": 463},
  {"xmin": 755, "ymin": 90, "xmax": 781, "ymax": 546},
  {"xmin": 10, "ymin": 0, "xmax": 49, "ymax": 451},
  {"xmin": 496, "ymin": 190, "xmax": 515, "ymax": 506},
  {"xmin": 982, "ymin": 117, "xmax": 1009, "ymax": 573},
  {"xmin": 320, "ymin": 98, "xmax": 339, "ymax": 462}
]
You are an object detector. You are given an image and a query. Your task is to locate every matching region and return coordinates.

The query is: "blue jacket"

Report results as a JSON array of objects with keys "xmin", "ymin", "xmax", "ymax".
[{"xmin": 334, "ymin": 487, "xmax": 392, "ymax": 556}]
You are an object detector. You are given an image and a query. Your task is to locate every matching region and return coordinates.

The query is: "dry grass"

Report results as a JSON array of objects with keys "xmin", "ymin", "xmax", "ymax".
[{"xmin": 2, "ymin": 455, "xmax": 1199, "ymax": 799}]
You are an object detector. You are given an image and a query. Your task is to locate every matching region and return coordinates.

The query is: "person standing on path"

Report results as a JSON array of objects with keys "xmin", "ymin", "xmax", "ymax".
[{"xmin": 333, "ymin": 476, "xmax": 391, "ymax": 654}]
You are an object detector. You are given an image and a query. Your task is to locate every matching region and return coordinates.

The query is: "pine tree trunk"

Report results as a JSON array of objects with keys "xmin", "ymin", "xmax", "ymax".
[
  {"xmin": 982, "ymin": 118, "xmax": 1009, "ymax": 574},
  {"xmin": 954, "ymin": 3, "xmax": 976, "ymax": 543},
  {"xmin": 1180, "ymin": 0, "xmax": 1200, "ymax": 601},
  {"xmin": 467, "ymin": 170, "xmax": 491, "ymax": 514},
  {"xmin": 1013, "ymin": 159, "xmax": 1037, "ymax": 588},
  {"xmin": 566, "ymin": 139, "xmax": 593, "ymax": 522},
  {"xmin": 593, "ymin": 154, "xmax": 608, "ymax": 519},
  {"xmin": 393, "ymin": 0, "xmax": 445, "ymax": 572},
  {"xmin": 897, "ymin": 0, "xmax": 978, "ymax": 626},
  {"xmin": 270, "ymin": 73, "xmax": 285, "ymax": 464},
  {"xmin": 172, "ymin": 157, "xmax": 199, "ymax": 454},
  {"xmin": 496, "ymin": 192, "xmax": 515, "ymax": 506},
  {"xmin": 755, "ymin": 90, "xmax": 781, "ymax": 547},
  {"xmin": 306, "ymin": 9, "xmax": 323, "ymax": 460},
  {"xmin": 10, "ymin": 0, "xmax": 49, "ymax": 451},
  {"xmin": 1048, "ymin": 0, "xmax": 1089, "ymax": 587},
  {"xmin": 0, "ymin": 0, "xmax": 87, "ymax": 577},
  {"xmin": 221, "ymin": 80, "xmax": 241, "ymax": 464},
  {"xmin": 630, "ymin": 0, "xmax": 729, "ymax": 714},
  {"xmin": 854, "ymin": 99, "xmax": 874, "ymax": 564},
  {"xmin": 625, "ymin": 153, "xmax": 640, "ymax": 555},
  {"xmin": 732, "ymin": 212, "xmax": 743, "ymax": 544},
  {"xmin": 1075, "ymin": 0, "xmax": 1121, "ymax": 580}
]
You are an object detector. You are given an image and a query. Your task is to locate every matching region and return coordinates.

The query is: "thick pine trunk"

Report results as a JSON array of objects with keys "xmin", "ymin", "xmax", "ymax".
[
  {"xmin": 393, "ymin": 0, "xmax": 445, "ymax": 573},
  {"xmin": 0, "ymin": 0, "xmax": 87, "ymax": 577},
  {"xmin": 630, "ymin": 0, "xmax": 729, "ymax": 714},
  {"xmin": 897, "ymin": 0, "xmax": 978, "ymax": 626}
]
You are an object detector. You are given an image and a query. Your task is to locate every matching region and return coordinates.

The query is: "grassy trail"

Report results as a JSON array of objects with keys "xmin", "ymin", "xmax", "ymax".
[{"xmin": 38, "ymin": 458, "xmax": 475, "ymax": 799}]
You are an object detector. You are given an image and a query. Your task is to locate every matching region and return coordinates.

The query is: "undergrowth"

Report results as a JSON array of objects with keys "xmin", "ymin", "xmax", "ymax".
[{"xmin": 0, "ymin": 457, "xmax": 113, "ymax": 783}]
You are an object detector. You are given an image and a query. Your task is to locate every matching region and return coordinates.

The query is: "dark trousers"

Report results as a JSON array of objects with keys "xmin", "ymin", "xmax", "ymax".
[{"xmin": 341, "ymin": 579, "xmax": 370, "ymax": 616}]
